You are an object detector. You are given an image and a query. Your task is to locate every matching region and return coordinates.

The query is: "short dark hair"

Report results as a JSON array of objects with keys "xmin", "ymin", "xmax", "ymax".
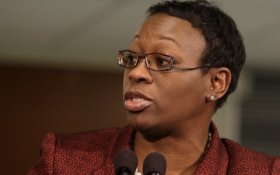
[{"xmin": 148, "ymin": 0, "xmax": 246, "ymax": 109}]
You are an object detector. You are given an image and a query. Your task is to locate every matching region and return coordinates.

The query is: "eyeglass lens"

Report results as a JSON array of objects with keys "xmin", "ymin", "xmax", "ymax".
[{"xmin": 118, "ymin": 50, "xmax": 173, "ymax": 71}]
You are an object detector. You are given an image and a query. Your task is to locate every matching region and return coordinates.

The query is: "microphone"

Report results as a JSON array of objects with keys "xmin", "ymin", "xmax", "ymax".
[
  {"xmin": 143, "ymin": 152, "xmax": 167, "ymax": 175},
  {"xmin": 113, "ymin": 149, "xmax": 138, "ymax": 175}
]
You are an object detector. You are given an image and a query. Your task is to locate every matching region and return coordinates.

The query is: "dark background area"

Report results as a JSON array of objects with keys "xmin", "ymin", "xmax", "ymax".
[
  {"xmin": 241, "ymin": 69, "xmax": 280, "ymax": 156},
  {"xmin": 0, "ymin": 64, "xmax": 126, "ymax": 175}
]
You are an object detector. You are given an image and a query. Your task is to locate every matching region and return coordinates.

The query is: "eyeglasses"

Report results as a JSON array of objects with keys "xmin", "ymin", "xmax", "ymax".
[{"xmin": 117, "ymin": 50, "xmax": 211, "ymax": 71}]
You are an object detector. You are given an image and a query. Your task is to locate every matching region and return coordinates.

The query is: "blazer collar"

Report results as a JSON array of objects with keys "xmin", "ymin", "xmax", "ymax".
[
  {"xmin": 193, "ymin": 122, "xmax": 229, "ymax": 174},
  {"xmin": 102, "ymin": 122, "xmax": 229, "ymax": 174}
]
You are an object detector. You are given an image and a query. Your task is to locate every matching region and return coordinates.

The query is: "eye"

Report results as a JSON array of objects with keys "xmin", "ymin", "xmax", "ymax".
[
  {"xmin": 154, "ymin": 54, "xmax": 172, "ymax": 67},
  {"xmin": 146, "ymin": 53, "xmax": 173, "ymax": 70},
  {"xmin": 122, "ymin": 52, "xmax": 137, "ymax": 66}
]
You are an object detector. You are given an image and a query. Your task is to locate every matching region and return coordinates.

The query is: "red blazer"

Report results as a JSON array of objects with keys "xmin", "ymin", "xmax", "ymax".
[{"xmin": 28, "ymin": 123, "xmax": 280, "ymax": 175}]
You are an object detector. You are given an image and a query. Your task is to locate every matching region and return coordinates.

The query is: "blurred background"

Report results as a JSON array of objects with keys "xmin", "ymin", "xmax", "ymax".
[{"xmin": 0, "ymin": 0, "xmax": 279, "ymax": 174}]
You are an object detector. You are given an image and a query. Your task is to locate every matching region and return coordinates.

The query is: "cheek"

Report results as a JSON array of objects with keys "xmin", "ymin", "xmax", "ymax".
[
  {"xmin": 122, "ymin": 71, "xmax": 129, "ymax": 91},
  {"xmin": 155, "ymin": 74, "xmax": 206, "ymax": 110}
]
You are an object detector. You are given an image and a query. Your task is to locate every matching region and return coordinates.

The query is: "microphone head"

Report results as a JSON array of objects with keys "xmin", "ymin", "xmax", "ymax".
[
  {"xmin": 143, "ymin": 152, "xmax": 167, "ymax": 175},
  {"xmin": 113, "ymin": 149, "xmax": 138, "ymax": 175}
]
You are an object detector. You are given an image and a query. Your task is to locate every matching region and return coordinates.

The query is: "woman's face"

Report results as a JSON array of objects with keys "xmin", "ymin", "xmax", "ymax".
[{"xmin": 123, "ymin": 13, "xmax": 211, "ymax": 137}]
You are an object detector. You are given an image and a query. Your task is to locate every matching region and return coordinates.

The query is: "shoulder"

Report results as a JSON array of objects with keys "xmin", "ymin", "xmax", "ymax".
[
  {"xmin": 28, "ymin": 126, "xmax": 133, "ymax": 175},
  {"xmin": 222, "ymin": 138, "xmax": 275, "ymax": 162},
  {"xmin": 221, "ymin": 138, "xmax": 278, "ymax": 174},
  {"xmin": 55, "ymin": 127, "xmax": 122, "ymax": 151},
  {"xmin": 272, "ymin": 157, "xmax": 280, "ymax": 175}
]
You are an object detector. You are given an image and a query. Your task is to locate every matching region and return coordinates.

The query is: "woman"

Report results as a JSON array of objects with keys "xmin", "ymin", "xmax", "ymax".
[{"xmin": 28, "ymin": 1, "xmax": 280, "ymax": 174}]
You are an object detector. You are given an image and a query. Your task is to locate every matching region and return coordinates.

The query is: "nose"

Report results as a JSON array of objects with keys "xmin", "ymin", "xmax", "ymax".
[{"xmin": 126, "ymin": 59, "xmax": 153, "ymax": 84}]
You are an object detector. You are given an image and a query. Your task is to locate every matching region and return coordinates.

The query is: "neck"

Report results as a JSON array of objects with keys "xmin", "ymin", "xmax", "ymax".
[{"xmin": 134, "ymin": 124, "xmax": 211, "ymax": 175}]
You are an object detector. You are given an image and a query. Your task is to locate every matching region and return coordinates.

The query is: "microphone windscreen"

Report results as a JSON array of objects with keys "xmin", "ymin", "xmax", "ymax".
[
  {"xmin": 143, "ymin": 152, "xmax": 167, "ymax": 175},
  {"xmin": 113, "ymin": 149, "xmax": 138, "ymax": 175}
]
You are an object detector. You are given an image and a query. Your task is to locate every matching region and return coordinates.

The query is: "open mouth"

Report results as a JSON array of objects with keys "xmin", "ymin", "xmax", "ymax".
[{"xmin": 124, "ymin": 91, "xmax": 152, "ymax": 112}]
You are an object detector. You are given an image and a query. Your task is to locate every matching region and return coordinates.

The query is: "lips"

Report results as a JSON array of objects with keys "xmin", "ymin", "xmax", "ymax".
[{"xmin": 124, "ymin": 91, "xmax": 152, "ymax": 112}]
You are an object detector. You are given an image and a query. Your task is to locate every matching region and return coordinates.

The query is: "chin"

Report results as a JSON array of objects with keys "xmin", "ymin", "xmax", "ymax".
[
  {"xmin": 126, "ymin": 114, "xmax": 150, "ymax": 130},
  {"xmin": 126, "ymin": 115, "xmax": 170, "ymax": 140},
  {"xmin": 126, "ymin": 112, "xmax": 152, "ymax": 129}
]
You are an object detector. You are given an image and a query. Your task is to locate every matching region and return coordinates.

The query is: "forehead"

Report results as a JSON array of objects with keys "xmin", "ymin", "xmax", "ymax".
[
  {"xmin": 140, "ymin": 13, "xmax": 193, "ymax": 33},
  {"xmin": 132, "ymin": 13, "xmax": 206, "ymax": 59}
]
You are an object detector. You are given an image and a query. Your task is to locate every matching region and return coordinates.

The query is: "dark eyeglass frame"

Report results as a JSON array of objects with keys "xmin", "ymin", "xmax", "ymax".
[{"xmin": 117, "ymin": 50, "xmax": 211, "ymax": 71}]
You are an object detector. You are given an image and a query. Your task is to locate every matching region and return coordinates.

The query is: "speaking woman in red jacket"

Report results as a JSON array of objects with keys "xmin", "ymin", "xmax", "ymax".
[{"xmin": 28, "ymin": 1, "xmax": 280, "ymax": 174}]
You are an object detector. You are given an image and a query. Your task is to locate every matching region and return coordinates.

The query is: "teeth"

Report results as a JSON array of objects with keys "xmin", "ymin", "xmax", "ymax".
[
  {"xmin": 124, "ymin": 96, "xmax": 151, "ymax": 111},
  {"xmin": 131, "ymin": 98, "xmax": 145, "ymax": 102}
]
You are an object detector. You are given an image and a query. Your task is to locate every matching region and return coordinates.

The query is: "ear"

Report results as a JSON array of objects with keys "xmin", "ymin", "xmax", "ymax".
[{"xmin": 207, "ymin": 67, "xmax": 232, "ymax": 102}]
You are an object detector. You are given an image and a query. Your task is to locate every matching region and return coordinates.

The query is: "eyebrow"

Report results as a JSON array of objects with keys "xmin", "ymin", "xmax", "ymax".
[{"xmin": 159, "ymin": 36, "xmax": 180, "ymax": 47}]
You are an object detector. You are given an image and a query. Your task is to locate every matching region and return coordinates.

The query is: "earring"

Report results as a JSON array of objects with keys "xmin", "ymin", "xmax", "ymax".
[{"xmin": 210, "ymin": 95, "xmax": 216, "ymax": 101}]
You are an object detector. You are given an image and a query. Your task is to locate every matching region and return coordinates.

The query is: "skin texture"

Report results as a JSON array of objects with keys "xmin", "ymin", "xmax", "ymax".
[{"xmin": 122, "ymin": 13, "xmax": 231, "ymax": 174}]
